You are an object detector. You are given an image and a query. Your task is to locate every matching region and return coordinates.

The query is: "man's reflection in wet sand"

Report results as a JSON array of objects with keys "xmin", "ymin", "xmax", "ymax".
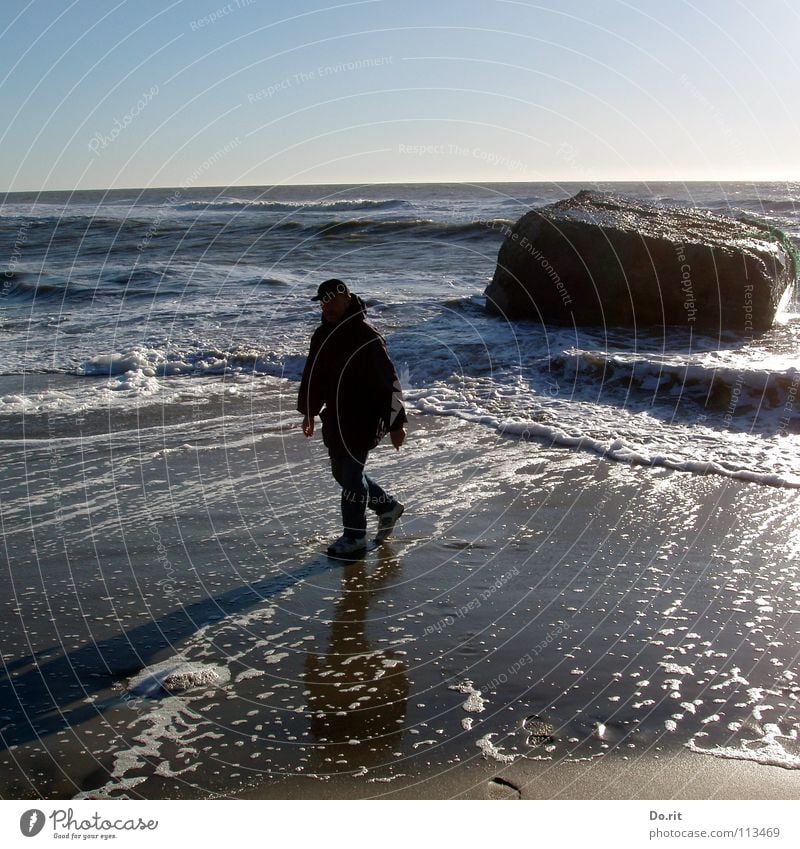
[{"xmin": 305, "ymin": 547, "xmax": 409, "ymax": 772}]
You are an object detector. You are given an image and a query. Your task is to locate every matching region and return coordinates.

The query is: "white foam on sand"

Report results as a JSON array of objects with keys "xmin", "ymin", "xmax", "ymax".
[
  {"xmin": 658, "ymin": 662, "xmax": 693, "ymax": 676},
  {"xmin": 236, "ymin": 668, "xmax": 265, "ymax": 682},
  {"xmin": 127, "ymin": 659, "xmax": 230, "ymax": 697},
  {"xmin": 81, "ymin": 689, "xmax": 223, "ymax": 799},
  {"xmin": 406, "ymin": 364, "xmax": 800, "ymax": 488},
  {"xmin": 687, "ymin": 725, "xmax": 800, "ymax": 770},
  {"xmin": 476, "ymin": 733, "xmax": 516, "ymax": 764},
  {"xmin": 449, "ymin": 679, "xmax": 487, "ymax": 712},
  {"xmin": 78, "ymin": 658, "xmax": 235, "ymax": 797}
]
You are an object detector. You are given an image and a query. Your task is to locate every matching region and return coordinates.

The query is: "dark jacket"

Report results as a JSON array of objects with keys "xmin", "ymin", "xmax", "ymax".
[{"xmin": 297, "ymin": 295, "xmax": 407, "ymax": 454}]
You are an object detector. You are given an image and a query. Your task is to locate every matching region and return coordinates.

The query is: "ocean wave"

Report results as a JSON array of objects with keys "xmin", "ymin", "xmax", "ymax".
[
  {"xmin": 240, "ymin": 276, "xmax": 294, "ymax": 288},
  {"xmin": 0, "ymin": 346, "xmax": 306, "ymax": 418},
  {"xmin": 723, "ymin": 198, "xmax": 799, "ymax": 215},
  {"xmin": 174, "ymin": 198, "xmax": 414, "ymax": 213},
  {"xmin": 152, "ymin": 213, "xmax": 509, "ymax": 241},
  {"xmin": 497, "ymin": 418, "xmax": 800, "ymax": 488},
  {"xmin": 551, "ymin": 350, "xmax": 800, "ymax": 429},
  {"xmin": 407, "ymin": 382, "xmax": 800, "ymax": 489},
  {"xmin": 1, "ymin": 213, "xmax": 151, "ymax": 231},
  {"xmin": 0, "ymin": 274, "xmax": 86, "ymax": 303},
  {"xmin": 1, "ymin": 269, "xmax": 186, "ymax": 304},
  {"xmin": 611, "ymin": 195, "xmax": 800, "ymax": 226},
  {"xmin": 303, "ymin": 217, "xmax": 513, "ymax": 241},
  {"xmin": 76, "ymin": 345, "xmax": 307, "ymax": 381},
  {"xmin": 3, "ymin": 210, "xmax": 512, "ymax": 249},
  {"xmin": 12, "ymin": 335, "xmax": 800, "ymax": 489}
]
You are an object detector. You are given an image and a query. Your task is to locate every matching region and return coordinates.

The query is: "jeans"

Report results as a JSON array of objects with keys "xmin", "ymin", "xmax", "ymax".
[{"xmin": 328, "ymin": 447, "xmax": 393, "ymax": 538}]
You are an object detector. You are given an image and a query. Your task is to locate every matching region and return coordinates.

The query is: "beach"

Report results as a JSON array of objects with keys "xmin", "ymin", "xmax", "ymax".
[
  {"xmin": 3, "ymin": 0, "xmax": 800, "ymax": 827},
  {"xmin": 2, "ymin": 374, "xmax": 798, "ymax": 800}
]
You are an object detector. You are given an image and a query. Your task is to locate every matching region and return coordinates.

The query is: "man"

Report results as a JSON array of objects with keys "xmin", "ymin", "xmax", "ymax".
[{"xmin": 298, "ymin": 279, "xmax": 407, "ymax": 557}]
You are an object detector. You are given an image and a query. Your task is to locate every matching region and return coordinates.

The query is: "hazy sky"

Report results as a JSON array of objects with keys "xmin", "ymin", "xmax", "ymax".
[{"xmin": 2, "ymin": 0, "xmax": 799, "ymax": 191}]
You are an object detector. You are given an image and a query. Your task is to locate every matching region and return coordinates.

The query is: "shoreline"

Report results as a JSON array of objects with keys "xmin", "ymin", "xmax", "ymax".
[
  {"xmin": 235, "ymin": 744, "xmax": 800, "ymax": 800},
  {"xmin": 1, "ymin": 378, "xmax": 799, "ymax": 799}
]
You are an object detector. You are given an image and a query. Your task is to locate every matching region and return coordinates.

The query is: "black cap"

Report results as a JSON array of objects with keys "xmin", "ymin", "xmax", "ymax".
[{"xmin": 311, "ymin": 278, "xmax": 350, "ymax": 302}]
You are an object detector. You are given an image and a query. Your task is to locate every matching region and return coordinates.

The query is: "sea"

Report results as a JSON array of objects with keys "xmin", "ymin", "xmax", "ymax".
[
  {"xmin": 1, "ymin": 181, "xmax": 798, "ymax": 485},
  {"xmin": 1, "ymin": 181, "xmax": 799, "ymax": 799}
]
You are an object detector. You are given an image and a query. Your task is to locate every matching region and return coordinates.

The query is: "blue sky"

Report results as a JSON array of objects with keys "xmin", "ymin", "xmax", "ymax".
[{"xmin": 2, "ymin": 0, "xmax": 799, "ymax": 190}]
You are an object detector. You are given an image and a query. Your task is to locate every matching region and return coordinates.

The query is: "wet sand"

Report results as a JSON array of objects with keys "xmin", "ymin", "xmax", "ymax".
[
  {"xmin": 1, "ymin": 376, "xmax": 798, "ymax": 799},
  {"xmin": 238, "ymin": 745, "xmax": 800, "ymax": 800}
]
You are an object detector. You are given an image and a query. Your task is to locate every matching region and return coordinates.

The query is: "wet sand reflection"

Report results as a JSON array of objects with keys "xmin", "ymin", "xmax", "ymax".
[{"xmin": 304, "ymin": 548, "xmax": 409, "ymax": 771}]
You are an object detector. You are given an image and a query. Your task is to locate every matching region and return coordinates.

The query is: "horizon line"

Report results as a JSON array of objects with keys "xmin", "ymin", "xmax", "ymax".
[{"xmin": 3, "ymin": 176, "xmax": 800, "ymax": 195}]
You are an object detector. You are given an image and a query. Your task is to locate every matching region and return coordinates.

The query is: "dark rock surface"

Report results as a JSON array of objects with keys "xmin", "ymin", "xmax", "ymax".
[{"xmin": 485, "ymin": 190, "xmax": 797, "ymax": 332}]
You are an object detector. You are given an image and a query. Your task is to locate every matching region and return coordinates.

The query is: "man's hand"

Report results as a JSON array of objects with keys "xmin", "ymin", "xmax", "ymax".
[
  {"xmin": 390, "ymin": 426, "xmax": 406, "ymax": 450},
  {"xmin": 302, "ymin": 416, "xmax": 315, "ymax": 437}
]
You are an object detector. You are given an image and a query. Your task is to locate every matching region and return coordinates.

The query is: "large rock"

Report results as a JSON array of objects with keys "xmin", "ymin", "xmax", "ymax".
[{"xmin": 485, "ymin": 190, "xmax": 797, "ymax": 333}]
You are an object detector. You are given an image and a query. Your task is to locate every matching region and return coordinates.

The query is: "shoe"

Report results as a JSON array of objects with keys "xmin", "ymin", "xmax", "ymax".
[
  {"xmin": 375, "ymin": 501, "xmax": 404, "ymax": 544},
  {"xmin": 327, "ymin": 534, "xmax": 368, "ymax": 558}
]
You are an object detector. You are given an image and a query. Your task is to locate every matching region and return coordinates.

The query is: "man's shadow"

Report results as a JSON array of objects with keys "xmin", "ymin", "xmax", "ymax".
[
  {"xmin": 0, "ymin": 554, "xmax": 343, "ymax": 751},
  {"xmin": 304, "ymin": 546, "xmax": 409, "ymax": 771}
]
